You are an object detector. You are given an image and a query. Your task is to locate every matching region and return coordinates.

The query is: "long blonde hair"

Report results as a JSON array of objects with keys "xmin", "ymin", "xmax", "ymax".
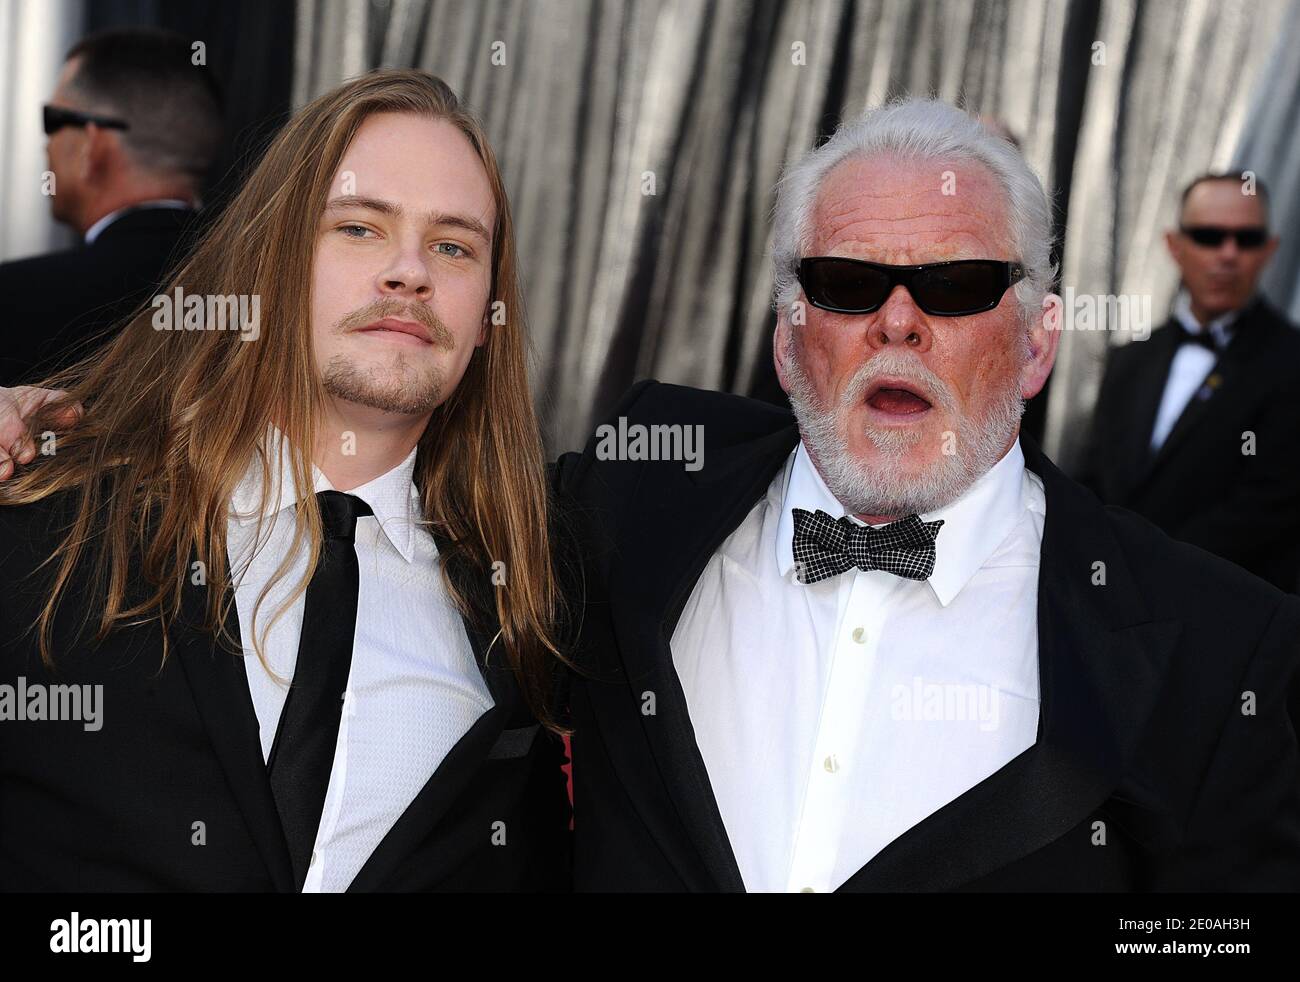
[{"xmin": 2, "ymin": 70, "xmax": 571, "ymax": 730}]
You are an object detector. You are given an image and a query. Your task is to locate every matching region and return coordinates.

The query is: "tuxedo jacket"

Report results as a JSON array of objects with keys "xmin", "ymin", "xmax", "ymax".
[
  {"xmin": 0, "ymin": 206, "xmax": 200, "ymax": 387},
  {"xmin": 1078, "ymin": 300, "xmax": 1300, "ymax": 591},
  {"xmin": 555, "ymin": 380, "xmax": 1300, "ymax": 891},
  {"xmin": 0, "ymin": 489, "xmax": 571, "ymax": 891}
]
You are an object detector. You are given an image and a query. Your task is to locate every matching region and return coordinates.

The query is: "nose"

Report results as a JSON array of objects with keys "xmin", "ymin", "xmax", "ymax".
[
  {"xmin": 866, "ymin": 284, "xmax": 933, "ymax": 352},
  {"xmin": 377, "ymin": 240, "xmax": 433, "ymax": 300},
  {"xmin": 1216, "ymin": 238, "xmax": 1241, "ymax": 261}
]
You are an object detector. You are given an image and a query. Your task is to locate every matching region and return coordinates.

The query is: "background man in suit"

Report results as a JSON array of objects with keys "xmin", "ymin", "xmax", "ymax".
[
  {"xmin": 1079, "ymin": 174, "xmax": 1300, "ymax": 592},
  {"xmin": 0, "ymin": 70, "xmax": 570, "ymax": 892},
  {"xmin": 0, "ymin": 29, "xmax": 222, "ymax": 386},
  {"xmin": 557, "ymin": 100, "xmax": 1300, "ymax": 892}
]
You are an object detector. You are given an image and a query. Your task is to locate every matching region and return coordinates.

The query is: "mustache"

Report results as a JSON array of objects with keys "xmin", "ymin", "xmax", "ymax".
[
  {"xmin": 335, "ymin": 297, "xmax": 456, "ymax": 349},
  {"xmin": 840, "ymin": 350, "xmax": 958, "ymax": 415}
]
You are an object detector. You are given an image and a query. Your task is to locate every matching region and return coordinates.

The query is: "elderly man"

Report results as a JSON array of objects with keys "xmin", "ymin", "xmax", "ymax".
[
  {"xmin": 556, "ymin": 99, "xmax": 1300, "ymax": 892},
  {"xmin": 1080, "ymin": 174, "xmax": 1300, "ymax": 592}
]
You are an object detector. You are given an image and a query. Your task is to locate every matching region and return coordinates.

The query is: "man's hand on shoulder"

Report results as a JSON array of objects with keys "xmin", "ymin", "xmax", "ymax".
[{"xmin": 0, "ymin": 385, "xmax": 82, "ymax": 479}]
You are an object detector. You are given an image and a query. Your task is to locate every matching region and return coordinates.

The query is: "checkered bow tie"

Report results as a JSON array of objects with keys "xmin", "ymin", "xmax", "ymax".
[{"xmin": 791, "ymin": 508, "xmax": 944, "ymax": 584}]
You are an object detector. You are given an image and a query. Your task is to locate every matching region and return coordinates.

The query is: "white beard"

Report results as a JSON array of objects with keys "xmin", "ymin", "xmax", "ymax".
[{"xmin": 784, "ymin": 342, "xmax": 1025, "ymax": 516}]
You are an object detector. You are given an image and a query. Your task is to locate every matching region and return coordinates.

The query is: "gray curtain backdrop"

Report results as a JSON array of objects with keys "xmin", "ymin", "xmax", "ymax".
[
  {"xmin": 293, "ymin": 0, "xmax": 1298, "ymax": 462},
  {"xmin": 1234, "ymin": 6, "xmax": 1300, "ymax": 323}
]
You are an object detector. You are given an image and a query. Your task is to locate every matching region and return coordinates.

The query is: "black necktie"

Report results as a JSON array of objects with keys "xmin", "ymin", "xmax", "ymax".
[
  {"xmin": 791, "ymin": 507, "xmax": 944, "ymax": 584},
  {"xmin": 268, "ymin": 490, "xmax": 372, "ymax": 890}
]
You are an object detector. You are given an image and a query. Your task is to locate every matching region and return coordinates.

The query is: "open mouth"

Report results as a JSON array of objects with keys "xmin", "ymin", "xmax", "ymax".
[{"xmin": 864, "ymin": 380, "xmax": 933, "ymax": 416}]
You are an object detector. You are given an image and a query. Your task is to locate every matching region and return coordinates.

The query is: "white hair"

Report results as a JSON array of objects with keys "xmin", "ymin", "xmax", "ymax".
[{"xmin": 771, "ymin": 98, "xmax": 1057, "ymax": 328}]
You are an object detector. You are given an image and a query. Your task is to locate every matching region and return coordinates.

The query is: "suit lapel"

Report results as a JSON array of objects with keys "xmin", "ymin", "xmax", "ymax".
[
  {"xmin": 176, "ymin": 536, "xmax": 521, "ymax": 892},
  {"xmin": 837, "ymin": 436, "xmax": 1181, "ymax": 891},
  {"xmin": 171, "ymin": 574, "xmax": 296, "ymax": 892},
  {"xmin": 347, "ymin": 542, "xmax": 516, "ymax": 891},
  {"xmin": 1142, "ymin": 314, "xmax": 1268, "ymax": 484},
  {"xmin": 1122, "ymin": 322, "xmax": 1181, "ymax": 493},
  {"xmin": 600, "ymin": 425, "xmax": 801, "ymax": 892}
]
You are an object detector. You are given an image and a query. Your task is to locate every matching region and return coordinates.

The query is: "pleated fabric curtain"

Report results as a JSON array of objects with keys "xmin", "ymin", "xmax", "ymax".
[
  {"xmin": 292, "ymin": 0, "xmax": 1296, "ymax": 462},
  {"xmin": 1237, "ymin": 8, "xmax": 1300, "ymax": 328}
]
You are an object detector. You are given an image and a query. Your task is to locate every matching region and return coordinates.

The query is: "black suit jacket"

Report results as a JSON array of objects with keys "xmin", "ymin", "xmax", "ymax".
[
  {"xmin": 0, "ymin": 490, "xmax": 571, "ymax": 891},
  {"xmin": 1078, "ymin": 300, "xmax": 1300, "ymax": 591},
  {"xmin": 0, "ymin": 206, "xmax": 200, "ymax": 387},
  {"xmin": 556, "ymin": 380, "xmax": 1300, "ymax": 891}
]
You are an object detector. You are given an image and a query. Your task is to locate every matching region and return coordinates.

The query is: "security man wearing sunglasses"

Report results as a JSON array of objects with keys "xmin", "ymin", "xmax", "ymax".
[
  {"xmin": 556, "ymin": 100, "xmax": 1300, "ymax": 892},
  {"xmin": 1080, "ymin": 173, "xmax": 1300, "ymax": 593},
  {"xmin": 0, "ymin": 29, "xmax": 221, "ymax": 387}
]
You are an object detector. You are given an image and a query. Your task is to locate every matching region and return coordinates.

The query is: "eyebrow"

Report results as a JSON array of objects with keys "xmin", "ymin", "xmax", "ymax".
[{"xmin": 324, "ymin": 194, "xmax": 492, "ymax": 244}]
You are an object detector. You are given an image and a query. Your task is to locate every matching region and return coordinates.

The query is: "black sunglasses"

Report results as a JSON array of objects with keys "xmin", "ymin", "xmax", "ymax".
[
  {"xmin": 1180, "ymin": 225, "xmax": 1269, "ymax": 249},
  {"xmin": 797, "ymin": 257, "xmax": 1026, "ymax": 317},
  {"xmin": 43, "ymin": 104, "xmax": 130, "ymax": 136}
]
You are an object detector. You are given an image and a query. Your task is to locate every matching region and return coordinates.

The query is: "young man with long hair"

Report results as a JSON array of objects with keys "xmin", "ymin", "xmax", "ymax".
[{"xmin": 0, "ymin": 70, "xmax": 571, "ymax": 892}]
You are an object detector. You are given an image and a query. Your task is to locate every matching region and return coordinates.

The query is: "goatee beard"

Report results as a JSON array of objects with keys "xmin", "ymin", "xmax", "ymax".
[{"xmin": 321, "ymin": 355, "xmax": 445, "ymax": 416}]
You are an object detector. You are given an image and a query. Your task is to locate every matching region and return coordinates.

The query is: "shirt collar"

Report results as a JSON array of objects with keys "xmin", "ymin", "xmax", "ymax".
[
  {"xmin": 776, "ymin": 437, "xmax": 1029, "ymax": 606},
  {"xmin": 228, "ymin": 426, "xmax": 422, "ymax": 563},
  {"xmin": 84, "ymin": 199, "xmax": 193, "ymax": 244},
  {"xmin": 1172, "ymin": 289, "xmax": 1242, "ymax": 347}
]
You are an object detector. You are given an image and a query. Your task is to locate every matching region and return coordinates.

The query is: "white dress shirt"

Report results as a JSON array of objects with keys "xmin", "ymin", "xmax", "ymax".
[
  {"xmin": 1149, "ymin": 291, "xmax": 1239, "ymax": 451},
  {"xmin": 671, "ymin": 437, "xmax": 1046, "ymax": 892},
  {"xmin": 225, "ymin": 431, "xmax": 493, "ymax": 892}
]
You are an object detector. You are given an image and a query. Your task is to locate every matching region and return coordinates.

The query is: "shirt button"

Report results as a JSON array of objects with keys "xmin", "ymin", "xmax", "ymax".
[
  {"xmin": 800, "ymin": 886, "xmax": 816, "ymax": 893},
  {"xmin": 851, "ymin": 627, "xmax": 866, "ymax": 644},
  {"xmin": 824, "ymin": 754, "xmax": 840, "ymax": 773}
]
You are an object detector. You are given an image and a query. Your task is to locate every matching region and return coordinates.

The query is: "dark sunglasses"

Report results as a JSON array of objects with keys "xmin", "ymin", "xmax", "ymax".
[
  {"xmin": 797, "ymin": 257, "xmax": 1026, "ymax": 317},
  {"xmin": 43, "ymin": 104, "xmax": 130, "ymax": 136},
  {"xmin": 1180, "ymin": 225, "xmax": 1269, "ymax": 249}
]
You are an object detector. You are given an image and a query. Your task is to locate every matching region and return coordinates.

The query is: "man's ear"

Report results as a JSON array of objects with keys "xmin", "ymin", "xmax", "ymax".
[
  {"xmin": 1020, "ymin": 294, "xmax": 1062, "ymax": 401},
  {"xmin": 67, "ymin": 129, "xmax": 94, "ymax": 185},
  {"xmin": 82, "ymin": 123, "xmax": 117, "ymax": 183},
  {"xmin": 1164, "ymin": 228, "xmax": 1181, "ymax": 264},
  {"xmin": 773, "ymin": 313, "xmax": 794, "ymax": 395}
]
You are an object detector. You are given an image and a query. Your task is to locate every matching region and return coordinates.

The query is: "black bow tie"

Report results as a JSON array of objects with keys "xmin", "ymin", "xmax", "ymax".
[
  {"xmin": 1179, "ymin": 327, "xmax": 1225, "ymax": 353},
  {"xmin": 791, "ymin": 508, "xmax": 944, "ymax": 584}
]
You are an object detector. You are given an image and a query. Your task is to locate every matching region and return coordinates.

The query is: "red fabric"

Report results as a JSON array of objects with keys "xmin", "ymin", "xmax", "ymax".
[{"xmin": 562, "ymin": 733, "xmax": 574, "ymax": 829}]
